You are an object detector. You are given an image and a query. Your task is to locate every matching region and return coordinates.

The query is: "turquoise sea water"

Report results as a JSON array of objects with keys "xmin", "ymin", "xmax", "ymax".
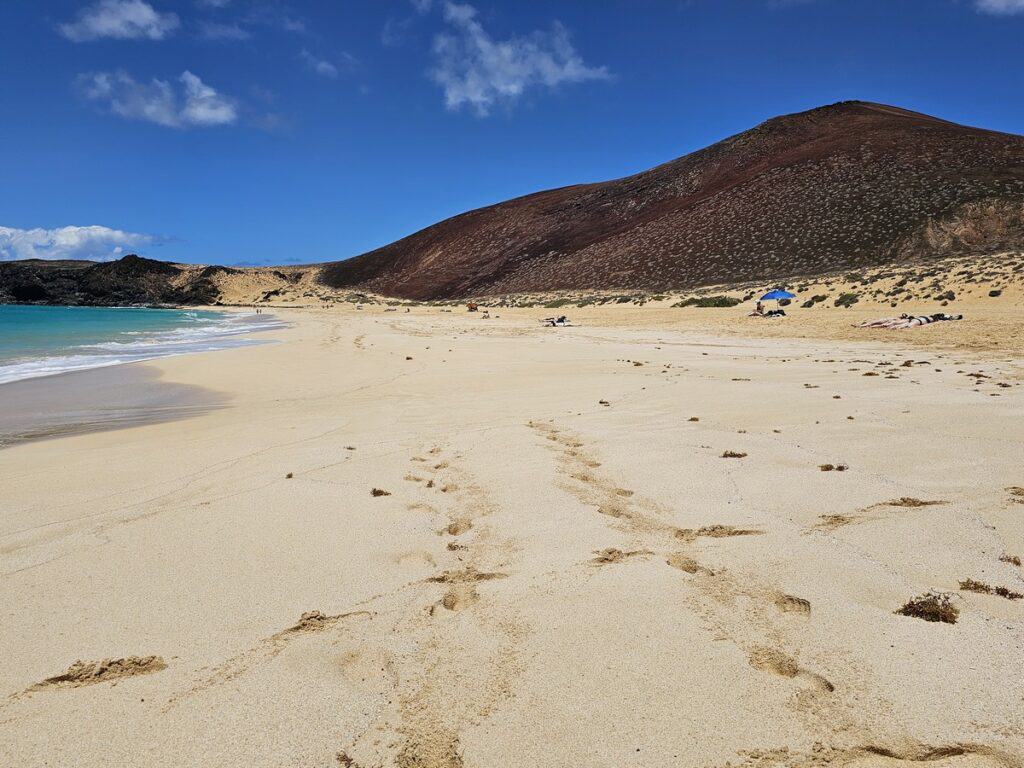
[{"xmin": 0, "ymin": 305, "xmax": 283, "ymax": 384}]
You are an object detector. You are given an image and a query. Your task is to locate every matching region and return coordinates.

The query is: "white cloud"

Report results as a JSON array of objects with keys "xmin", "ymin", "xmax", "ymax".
[
  {"xmin": 411, "ymin": 0, "xmax": 433, "ymax": 13},
  {"xmin": 60, "ymin": 0, "xmax": 179, "ymax": 42},
  {"xmin": 300, "ymin": 49, "xmax": 339, "ymax": 78},
  {"xmin": 78, "ymin": 70, "xmax": 238, "ymax": 128},
  {"xmin": 429, "ymin": 2, "xmax": 609, "ymax": 116},
  {"xmin": 975, "ymin": 0, "xmax": 1024, "ymax": 13},
  {"xmin": 0, "ymin": 225, "xmax": 157, "ymax": 262},
  {"xmin": 198, "ymin": 21, "xmax": 250, "ymax": 40}
]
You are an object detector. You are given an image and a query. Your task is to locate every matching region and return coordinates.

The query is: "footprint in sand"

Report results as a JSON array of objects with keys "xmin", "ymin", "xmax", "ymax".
[
  {"xmin": 842, "ymin": 744, "xmax": 1018, "ymax": 767},
  {"xmin": 773, "ymin": 593, "xmax": 812, "ymax": 615},
  {"xmin": 443, "ymin": 519, "xmax": 473, "ymax": 536},
  {"xmin": 427, "ymin": 568, "xmax": 507, "ymax": 612},
  {"xmin": 396, "ymin": 551, "xmax": 438, "ymax": 568},
  {"xmin": 280, "ymin": 610, "xmax": 368, "ymax": 636},
  {"xmin": 748, "ymin": 646, "xmax": 834, "ymax": 693},
  {"xmin": 885, "ymin": 497, "xmax": 947, "ymax": 508},
  {"xmin": 665, "ymin": 552, "xmax": 714, "ymax": 575},
  {"xmin": 394, "ymin": 728, "xmax": 464, "ymax": 768},
  {"xmin": 674, "ymin": 524, "xmax": 763, "ymax": 542},
  {"xmin": 589, "ymin": 547, "xmax": 652, "ymax": 565}
]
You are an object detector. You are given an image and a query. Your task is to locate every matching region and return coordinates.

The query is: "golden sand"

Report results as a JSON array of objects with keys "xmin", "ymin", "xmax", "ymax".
[{"xmin": 1, "ymin": 289, "xmax": 1022, "ymax": 766}]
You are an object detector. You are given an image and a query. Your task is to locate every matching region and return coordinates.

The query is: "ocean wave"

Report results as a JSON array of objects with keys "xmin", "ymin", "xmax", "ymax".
[{"xmin": 0, "ymin": 312, "xmax": 286, "ymax": 385}]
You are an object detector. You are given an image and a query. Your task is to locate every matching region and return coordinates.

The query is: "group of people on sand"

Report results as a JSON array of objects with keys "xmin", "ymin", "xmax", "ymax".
[
  {"xmin": 746, "ymin": 296, "xmax": 964, "ymax": 330},
  {"xmin": 857, "ymin": 313, "xmax": 963, "ymax": 330}
]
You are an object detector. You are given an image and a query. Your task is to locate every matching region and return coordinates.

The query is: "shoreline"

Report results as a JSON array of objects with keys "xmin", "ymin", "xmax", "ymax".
[
  {"xmin": 0, "ymin": 307, "xmax": 286, "ymax": 448},
  {"xmin": 0, "ymin": 306, "xmax": 285, "ymax": 386}
]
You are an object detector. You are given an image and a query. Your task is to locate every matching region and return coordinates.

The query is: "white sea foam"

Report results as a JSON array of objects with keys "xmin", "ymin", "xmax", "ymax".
[{"xmin": 0, "ymin": 312, "xmax": 285, "ymax": 385}]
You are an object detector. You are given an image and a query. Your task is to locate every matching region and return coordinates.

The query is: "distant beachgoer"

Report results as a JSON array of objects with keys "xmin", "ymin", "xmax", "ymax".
[{"xmin": 858, "ymin": 313, "xmax": 962, "ymax": 329}]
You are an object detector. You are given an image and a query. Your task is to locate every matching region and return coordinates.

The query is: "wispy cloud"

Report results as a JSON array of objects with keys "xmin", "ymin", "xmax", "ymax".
[
  {"xmin": 975, "ymin": 0, "xmax": 1024, "ymax": 13},
  {"xmin": 300, "ymin": 49, "xmax": 339, "ymax": 78},
  {"xmin": 59, "ymin": 0, "xmax": 179, "ymax": 42},
  {"xmin": 429, "ymin": 2, "xmax": 609, "ymax": 116},
  {"xmin": 381, "ymin": 15, "xmax": 413, "ymax": 47},
  {"xmin": 245, "ymin": 3, "xmax": 308, "ymax": 34},
  {"xmin": 382, "ymin": 0, "xmax": 435, "ymax": 46},
  {"xmin": 0, "ymin": 225, "xmax": 159, "ymax": 261},
  {"xmin": 198, "ymin": 20, "xmax": 251, "ymax": 40},
  {"xmin": 77, "ymin": 70, "xmax": 238, "ymax": 128},
  {"xmin": 196, "ymin": 0, "xmax": 231, "ymax": 7}
]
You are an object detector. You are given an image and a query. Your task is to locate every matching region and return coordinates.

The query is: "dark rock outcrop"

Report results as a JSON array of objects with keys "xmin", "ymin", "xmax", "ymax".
[{"xmin": 0, "ymin": 255, "xmax": 219, "ymax": 306}]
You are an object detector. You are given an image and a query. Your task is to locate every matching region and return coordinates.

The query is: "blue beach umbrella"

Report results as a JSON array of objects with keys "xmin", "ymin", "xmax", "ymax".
[{"xmin": 760, "ymin": 289, "xmax": 796, "ymax": 301}]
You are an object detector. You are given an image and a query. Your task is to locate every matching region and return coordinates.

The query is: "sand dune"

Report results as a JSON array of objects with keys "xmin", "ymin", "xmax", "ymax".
[{"xmin": 1, "ymin": 304, "xmax": 1022, "ymax": 767}]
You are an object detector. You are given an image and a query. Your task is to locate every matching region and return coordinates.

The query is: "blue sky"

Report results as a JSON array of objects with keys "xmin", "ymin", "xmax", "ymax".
[{"xmin": 2, "ymin": 0, "xmax": 1023, "ymax": 265}]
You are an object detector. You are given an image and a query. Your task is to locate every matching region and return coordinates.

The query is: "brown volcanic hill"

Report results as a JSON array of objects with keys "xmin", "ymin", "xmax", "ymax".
[{"xmin": 319, "ymin": 101, "xmax": 1024, "ymax": 300}]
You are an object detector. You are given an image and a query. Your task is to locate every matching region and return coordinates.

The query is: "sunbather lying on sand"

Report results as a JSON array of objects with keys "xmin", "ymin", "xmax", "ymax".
[
  {"xmin": 542, "ymin": 315, "xmax": 572, "ymax": 327},
  {"xmin": 858, "ymin": 313, "xmax": 963, "ymax": 329}
]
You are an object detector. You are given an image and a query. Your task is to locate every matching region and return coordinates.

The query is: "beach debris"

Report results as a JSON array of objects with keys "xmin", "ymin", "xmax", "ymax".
[
  {"xmin": 999, "ymin": 553, "xmax": 1022, "ymax": 567},
  {"xmin": 688, "ymin": 416, "xmax": 700, "ymax": 422},
  {"xmin": 285, "ymin": 472, "xmax": 293, "ymax": 479},
  {"xmin": 721, "ymin": 450, "xmax": 747, "ymax": 459},
  {"xmin": 959, "ymin": 579, "xmax": 1023, "ymax": 600},
  {"xmin": 371, "ymin": 488, "xmax": 391, "ymax": 497},
  {"xmin": 897, "ymin": 592, "xmax": 959, "ymax": 624}
]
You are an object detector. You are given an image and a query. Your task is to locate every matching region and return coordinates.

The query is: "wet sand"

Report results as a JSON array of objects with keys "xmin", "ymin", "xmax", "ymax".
[
  {"xmin": 0, "ymin": 364, "xmax": 226, "ymax": 449},
  {"xmin": 1, "ymin": 306, "xmax": 1022, "ymax": 767}
]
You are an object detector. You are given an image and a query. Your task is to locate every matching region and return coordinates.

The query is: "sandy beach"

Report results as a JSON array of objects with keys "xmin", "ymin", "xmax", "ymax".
[{"xmin": 2, "ymin": 305, "xmax": 1023, "ymax": 767}]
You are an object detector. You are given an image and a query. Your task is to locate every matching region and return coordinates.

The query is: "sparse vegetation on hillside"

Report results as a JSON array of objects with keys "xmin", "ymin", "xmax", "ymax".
[
  {"xmin": 319, "ymin": 101, "xmax": 1024, "ymax": 300},
  {"xmin": 673, "ymin": 295, "xmax": 743, "ymax": 308}
]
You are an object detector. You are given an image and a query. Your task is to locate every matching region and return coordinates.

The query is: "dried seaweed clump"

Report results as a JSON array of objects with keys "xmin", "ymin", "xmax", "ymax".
[{"xmin": 897, "ymin": 592, "xmax": 959, "ymax": 624}]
